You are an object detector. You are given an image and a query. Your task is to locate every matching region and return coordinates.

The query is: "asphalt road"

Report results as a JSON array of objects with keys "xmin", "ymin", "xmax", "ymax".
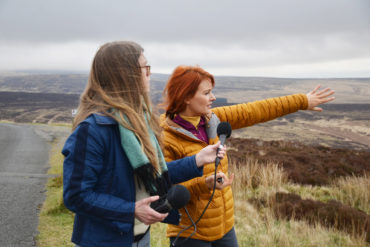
[{"xmin": 0, "ymin": 123, "xmax": 51, "ymax": 247}]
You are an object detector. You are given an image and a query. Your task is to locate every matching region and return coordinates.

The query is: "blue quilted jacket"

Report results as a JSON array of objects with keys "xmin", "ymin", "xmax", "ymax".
[{"xmin": 62, "ymin": 114, "xmax": 203, "ymax": 247}]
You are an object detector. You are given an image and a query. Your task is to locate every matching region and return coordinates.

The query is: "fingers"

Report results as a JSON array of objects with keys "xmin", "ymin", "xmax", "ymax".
[
  {"xmin": 196, "ymin": 141, "xmax": 227, "ymax": 167},
  {"xmin": 142, "ymin": 208, "xmax": 168, "ymax": 224},
  {"xmin": 215, "ymin": 172, "xmax": 225, "ymax": 183},
  {"xmin": 223, "ymin": 173, "xmax": 234, "ymax": 186},
  {"xmin": 312, "ymin": 86, "xmax": 335, "ymax": 99},
  {"xmin": 316, "ymin": 88, "xmax": 335, "ymax": 107},
  {"xmin": 135, "ymin": 196, "xmax": 168, "ymax": 224},
  {"xmin": 317, "ymin": 88, "xmax": 335, "ymax": 98},
  {"xmin": 315, "ymin": 87, "xmax": 330, "ymax": 96},
  {"xmin": 148, "ymin": 210, "xmax": 168, "ymax": 223},
  {"xmin": 205, "ymin": 174, "xmax": 215, "ymax": 189},
  {"xmin": 210, "ymin": 141, "xmax": 226, "ymax": 151},
  {"xmin": 217, "ymin": 144, "xmax": 226, "ymax": 158},
  {"xmin": 206, "ymin": 172, "xmax": 224, "ymax": 189},
  {"xmin": 207, "ymin": 172, "xmax": 234, "ymax": 190},
  {"xmin": 144, "ymin": 195, "xmax": 160, "ymax": 204},
  {"xmin": 309, "ymin": 85, "xmax": 321, "ymax": 95},
  {"xmin": 311, "ymin": 107, "xmax": 322, "ymax": 112},
  {"xmin": 212, "ymin": 141, "xmax": 221, "ymax": 150},
  {"xmin": 320, "ymin": 96, "xmax": 335, "ymax": 104},
  {"xmin": 320, "ymin": 91, "xmax": 335, "ymax": 100},
  {"xmin": 306, "ymin": 86, "xmax": 335, "ymax": 111},
  {"xmin": 142, "ymin": 212, "xmax": 168, "ymax": 225},
  {"xmin": 226, "ymin": 173, "xmax": 235, "ymax": 185}
]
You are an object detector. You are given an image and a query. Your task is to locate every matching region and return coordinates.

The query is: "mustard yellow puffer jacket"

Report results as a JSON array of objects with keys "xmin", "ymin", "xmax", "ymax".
[{"xmin": 161, "ymin": 94, "xmax": 308, "ymax": 241}]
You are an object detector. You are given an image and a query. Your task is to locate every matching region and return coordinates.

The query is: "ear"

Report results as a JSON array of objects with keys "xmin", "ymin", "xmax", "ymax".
[{"xmin": 184, "ymin": 97, "xmax": 191, "ymax": 105}]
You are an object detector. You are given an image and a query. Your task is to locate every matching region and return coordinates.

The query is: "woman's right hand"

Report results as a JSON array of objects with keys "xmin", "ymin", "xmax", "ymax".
[
  {"xmin": 306, "ymin": 85, "xmax": 335, "ymax": 111},
  {"xmin": 195, "ymin": 141, "xmax": 226, "ymax": 168},
  {"xmin": 205, "ymin": 172, "xmax": 234, "ymax": 190},
  {"xmin": 134, "ymin": 196, "xmax": 168, "ymax": 225}
]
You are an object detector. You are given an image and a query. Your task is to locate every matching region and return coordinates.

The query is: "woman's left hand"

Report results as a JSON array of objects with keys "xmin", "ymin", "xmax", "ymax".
[
  {"xmin": 205, "ymin": 172, "xmax": 234, "ymax": 190},
  {"xmin": 134, "ymin": 196, "xmax": 168, "ymax": 225},
  {"xmin": 306, "ymin": 85, "xmax": 335, "ymax": 112},
  {"xmin": 195, "ymin": 141, "xmax": 226, "ymax": 167}
]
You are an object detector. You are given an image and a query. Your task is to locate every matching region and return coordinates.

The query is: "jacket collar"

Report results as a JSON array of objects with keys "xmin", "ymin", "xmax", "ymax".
[
  {"xmin": 92, "ymin": 113, "xmax": 117, "ymax": 125},
  {"xmin": 160, "ymin": 113, "xmax": 219, "ymax": 142}
]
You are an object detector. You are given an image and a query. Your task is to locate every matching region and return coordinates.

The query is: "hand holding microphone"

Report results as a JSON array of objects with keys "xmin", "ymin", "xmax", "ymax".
[
  {"xmin": 135, "ymin": 185, "xmax": 190, "ymax": 224},
  {"xmin": 205, "ymin": 172, "xmax": 234, "ymax": 190},
  {"xmin": 215, "ymin": 122, "xmax": 232, "ymax": 168},
  {"xmin": 134, "ymin": 195, "xmax": 169, "ymax": 225},
  {"xmin": 195, "ymin": 142, "xmax": 227, "ymax": 167},
  {"xmin": 151, "ymin": 184, "xmax": 190, "ymax": 213}
]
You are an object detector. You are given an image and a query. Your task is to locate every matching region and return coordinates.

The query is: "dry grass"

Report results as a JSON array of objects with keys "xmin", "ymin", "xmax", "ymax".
[
  {"xmin": 330, "ymin": 175, "xmax": 370, "ymax": 214},
  {"xmin": 152, "ymin": 160, "xmax": 369, "ymax": 246},
  {"xmin": 229, "ymin": 160, "xmax": 369, "ymax": 247},
  {"xmin": 285, "ymin": 175, "xmax": 370, "ymax": 215},
  {"xmin": 229, "ymin": 159, "xmax": 287, "ymax": 215},
  {"xmin": 229, "ymin": 159, "xmax": 287, "ymax": 201}
]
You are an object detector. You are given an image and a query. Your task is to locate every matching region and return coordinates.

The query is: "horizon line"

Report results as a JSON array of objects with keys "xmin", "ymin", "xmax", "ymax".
[{"xmin": 0, "ymin": 69, "xmax": 369, "ymax": 80}]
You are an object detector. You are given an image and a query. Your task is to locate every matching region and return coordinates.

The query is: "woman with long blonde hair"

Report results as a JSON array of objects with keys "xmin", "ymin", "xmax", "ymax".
[{"xmin": 63, "ymin": 41, "xmax": 225, "ymax": 247}]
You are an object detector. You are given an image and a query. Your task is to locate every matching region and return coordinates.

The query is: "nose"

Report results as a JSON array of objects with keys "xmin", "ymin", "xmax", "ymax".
[{"xmin": 210, "ymin": 92, "xmax": 216, "ymax": 101}]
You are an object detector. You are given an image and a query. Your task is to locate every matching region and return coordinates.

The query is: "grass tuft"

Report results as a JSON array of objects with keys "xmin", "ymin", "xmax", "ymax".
[{"xmin": 330, "ymin": 175, "xmax": 370, "ymax": 214}]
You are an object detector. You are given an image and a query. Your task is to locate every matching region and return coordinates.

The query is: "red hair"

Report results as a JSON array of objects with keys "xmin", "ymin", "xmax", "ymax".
[{"xmin": 163, "ymin": 65, "xmax": 215, "ymax": 119}]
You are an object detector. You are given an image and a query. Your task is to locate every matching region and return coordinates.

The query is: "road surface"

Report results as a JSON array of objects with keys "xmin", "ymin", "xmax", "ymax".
[{"xmin": 0, "ymin": 123, "xmax": 51, "ymax": 247}]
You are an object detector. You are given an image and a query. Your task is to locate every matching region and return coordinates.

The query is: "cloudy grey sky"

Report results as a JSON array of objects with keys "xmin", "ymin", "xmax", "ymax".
[{"xmin": 0, "ymin": 0, "xmax": 369, "ymax": 77}]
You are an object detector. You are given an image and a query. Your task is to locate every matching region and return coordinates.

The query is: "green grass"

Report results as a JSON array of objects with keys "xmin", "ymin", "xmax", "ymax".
[
  {"xmin": 37, "ymin": 132, "xmax": 74, "ymax": 247},
  {"xmin": 151, "ymin": 223, "xmax": 170, "ymax": 246},
  {"xmin": 37, "ymin": 131, "xmax": 369, "ymax": 246}
]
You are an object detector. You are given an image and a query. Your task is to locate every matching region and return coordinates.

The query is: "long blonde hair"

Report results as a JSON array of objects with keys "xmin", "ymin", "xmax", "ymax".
[{"xmin": 73, "ymin": 41, "xmax": 162, "ymax": 171}]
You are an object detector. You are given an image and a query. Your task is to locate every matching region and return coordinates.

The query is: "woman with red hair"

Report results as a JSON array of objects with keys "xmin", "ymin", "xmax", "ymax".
[{"xmin": 160, "ymin": 65, "xmax": 335, "ymax": 246}]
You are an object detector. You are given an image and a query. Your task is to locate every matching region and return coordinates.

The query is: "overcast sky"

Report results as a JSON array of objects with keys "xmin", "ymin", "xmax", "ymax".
[{"xmin": 0, "ymin": 0, "xmax": 369, "ymax": 77}]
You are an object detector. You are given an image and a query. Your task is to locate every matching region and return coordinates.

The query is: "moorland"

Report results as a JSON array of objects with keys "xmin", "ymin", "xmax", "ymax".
[{"xmin": 1, "ymin": 72, "xmax": 369, "ymax": 246}]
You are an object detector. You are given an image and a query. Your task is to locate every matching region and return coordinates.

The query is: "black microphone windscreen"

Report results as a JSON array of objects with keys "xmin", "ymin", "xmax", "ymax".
[
  {"xmin": 216, "ymin": 122, "xmax": 232, "ymax": 138},
  {"xmin": 167, "ymin": 185, "xmax": 190, "ymax": 209}
]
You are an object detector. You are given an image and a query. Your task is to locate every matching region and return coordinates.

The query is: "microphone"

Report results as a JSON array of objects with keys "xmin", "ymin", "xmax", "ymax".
[
  {"xmin": 215, "ymin": 122, "xmax": 232, "ymax": 168},
  {"xmin": 152, "ymin": 185, "xmax": 190, "ymax": 213}
]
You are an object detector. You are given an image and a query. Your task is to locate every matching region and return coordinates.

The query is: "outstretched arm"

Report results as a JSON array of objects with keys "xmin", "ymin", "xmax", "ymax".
[
  {"xmin": 212, "ymin": 94, "xmax": 308, "ymax": 130},
  {"xmin": 306, "ymin": 85, "xmax": 335, "ymax": 112},
  {"xmin": 212, "ymin": 86, "xmax": 335, "ymax": 130}
]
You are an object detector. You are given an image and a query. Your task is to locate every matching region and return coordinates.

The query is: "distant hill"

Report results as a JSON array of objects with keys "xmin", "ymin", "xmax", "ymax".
[
  {"xmin": 0, "ymin": 91, "xmax": 79, "ymax": 123},
  {"xmin": 0, "ymin": 74, "xmax": 88, "ymax": 94},
  {"xmin": 0, "ymin": 72, "xmax": 369, "ymax": 104}
]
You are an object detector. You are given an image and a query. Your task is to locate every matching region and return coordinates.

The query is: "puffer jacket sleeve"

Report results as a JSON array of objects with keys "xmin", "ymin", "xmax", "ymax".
[
  {"xmin": 163, "ymin": 142, "xmax": 211, "ymax": 196},
  {"xmin": 63, "ymin": 122, "xmax": 135, "ymax": 225},
  {"xmin": 212, "ymin": 94, "xmax": 308, "ymax": 130}
]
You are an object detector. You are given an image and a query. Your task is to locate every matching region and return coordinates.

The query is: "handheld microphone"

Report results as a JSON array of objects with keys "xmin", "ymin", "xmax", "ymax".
[
  {"xmin": 152, "ymin": 185, "xmax": 190, "ymax": 213},
  {"xmin": 215, "ymin": 122, "xmax": 232, "ymax": 168}
]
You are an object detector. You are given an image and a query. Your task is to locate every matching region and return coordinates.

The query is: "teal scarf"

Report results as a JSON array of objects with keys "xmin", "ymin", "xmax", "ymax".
[{"xmin": 115, "ymin": 111, "xmax": 171, "ymax": 196}]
